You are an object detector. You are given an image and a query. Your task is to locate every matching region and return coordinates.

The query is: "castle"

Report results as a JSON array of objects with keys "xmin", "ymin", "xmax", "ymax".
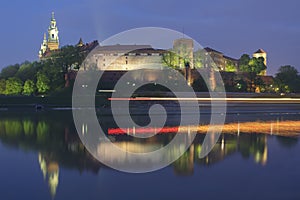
[
  {"xmin": 39, "ymin": 12, "xmax": 268, "ymax": 74},
  {"xmin": 38, "ymin": 12, "xmax": 270, "ymax": 91}
]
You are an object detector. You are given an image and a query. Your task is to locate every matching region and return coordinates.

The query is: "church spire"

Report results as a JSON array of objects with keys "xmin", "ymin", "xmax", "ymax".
[
  {"xmin": 47, "ymin": 12, "xmax": 59, "ymax": 50},
  {"xmin": 39, "ymin": 33, "xmax": 48, "ymax": 59},
  {"xmin": 51, "ymin": 12, "xmax": 55, "ymax": 21},
  {"xmin": 77, "ymin": 38, "xmax": 84, "ymax": 47},
  {"xmin": 43, "ymin": 33, "xmax": 47, "ymax": 43}
]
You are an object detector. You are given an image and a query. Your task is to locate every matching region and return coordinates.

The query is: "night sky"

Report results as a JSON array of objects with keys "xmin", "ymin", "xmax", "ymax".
[{"xmin": 1, "ymin": 0, "xmax": 299, "ymax": 75}]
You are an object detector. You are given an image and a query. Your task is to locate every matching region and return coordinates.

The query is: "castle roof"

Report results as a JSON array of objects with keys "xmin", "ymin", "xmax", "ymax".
[
  {"xmin": 93, "ymin": 44, "xmax": 152, "ymax": 53},
  {"xmin": 128, "ymin": 48, "xmax": 167, "ymax": 54},
  {"xmin": 78, "ymin": 40, "xmax": 99, "ymax": 52},
  {"xmin": 204, "ymin": 47, "xmax": 223, "ymax": 54},
  {"xmin": 223, "ymin": 55, "xmax": 239, "ymax": 62},
  {"xmin": 254, "ymin": 49, "xmax": 266, "ymax": 54}
]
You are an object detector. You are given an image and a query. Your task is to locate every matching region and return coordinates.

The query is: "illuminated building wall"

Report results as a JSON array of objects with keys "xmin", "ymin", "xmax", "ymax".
[
  {"xmin": 88, "ymin": 45, "xmax": 167, "ymax": 71},
  {"xmin": 199, "ymin": 47, "xmax": 239, "ymax": 71}
]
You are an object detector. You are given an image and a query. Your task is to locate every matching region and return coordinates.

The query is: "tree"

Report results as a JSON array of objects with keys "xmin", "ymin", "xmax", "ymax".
[
  {"xmin": 193, "ymin": 50, "xmax": 204, "ymax": 68},
  {"xmin": 274, "ymin": 65, "xmax": 300, "ymax": 93},
  {"xmin": 0, "ymin": 79, "xmax": 6, "ymax": 95},
  {"xmin": 36, "ymin": 72, "xmax": 50, "ymax": 94},
  {"xmin": 0, "ymin": 64, "xmax": 20, "ymax": 79},
  {"xmin": 239, "ymin": 54, "xmax": 266, "ymax": 75},
  {"xmin": 239, "ymin": 54, "xmax": 251, "ymax": 72},
  {"xmin": 23, "ymin": 80, "xmax": 36, "ymax": 96},
  {"xmin": 239, "ymin": 54, "xmax": 266, "ymax": 92},
  {"xmin": 52, "ymin": 45, "xmax": 84, "ymax": 72},
  {"xmin": 225, "ymin": 60, "xmax": 237, "ymax": 72},
  {"xmin": 162, "ymin": 51, "xmax": 179, "ymax": 69},
  {"xmin": 248, "ymin": 57, "xmax": 266, "ymax": 75},
  {"xmin": 5, "ymin": 77, "xmax": 23, "ymax": 95},
  {"xmin": 15, "ymin": 61, "xmax": 38, "ymax": 82}
]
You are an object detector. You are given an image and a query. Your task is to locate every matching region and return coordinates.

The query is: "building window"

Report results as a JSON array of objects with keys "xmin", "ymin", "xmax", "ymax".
[{"xmin": 52, "ymin": 34, "xmax": 54, "ymax": 39}]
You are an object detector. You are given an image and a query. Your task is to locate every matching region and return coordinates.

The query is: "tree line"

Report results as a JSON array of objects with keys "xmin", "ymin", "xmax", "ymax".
[{"xmin": 0, "ymin": 45, "xmax": 84, "ymax": 96}]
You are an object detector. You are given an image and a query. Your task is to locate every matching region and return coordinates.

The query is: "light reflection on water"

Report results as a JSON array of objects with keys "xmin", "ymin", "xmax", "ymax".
[{"xmin": 0, "ymin": 111, "xmax": 299, "ymax": 200}]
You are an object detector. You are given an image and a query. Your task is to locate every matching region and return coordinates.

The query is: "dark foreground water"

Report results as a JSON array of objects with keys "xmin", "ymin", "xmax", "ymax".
[{"xmin": 0, "ymin": 109, "xmax": 300, "ymax": 200}]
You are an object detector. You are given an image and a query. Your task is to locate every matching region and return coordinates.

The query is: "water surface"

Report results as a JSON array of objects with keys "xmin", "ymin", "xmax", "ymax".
[{"xmin": 0, "ymin": 110, "xmax": 299, "ymax": 200}]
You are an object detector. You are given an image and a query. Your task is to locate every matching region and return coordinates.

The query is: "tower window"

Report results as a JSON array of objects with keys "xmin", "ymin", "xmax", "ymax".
[{"xmin": 52, "ymin": 34, "xmax": 54, "ymax": 39}]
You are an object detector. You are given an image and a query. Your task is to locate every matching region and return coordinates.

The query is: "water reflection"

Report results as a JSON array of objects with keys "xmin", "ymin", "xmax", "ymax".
[
  {"xmin": 0, "ymin": 112, "xmax": 298, "ymax": 198},
  {"xmin": 38, "ymin": 153, "xmax": 59, "ymax": 198}
]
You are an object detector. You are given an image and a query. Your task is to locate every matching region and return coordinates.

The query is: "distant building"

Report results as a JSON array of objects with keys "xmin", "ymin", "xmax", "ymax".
[
  {"xmin": 253, "ymin": 49, "xmax": 267, "ymax": 75},
  {"xmin": 76, "ymin": 38, "xmax": 99, "ymax": 55},
  {"xmin": 39, "ymin": 12, "xmax": 59, "ymax": 59},
  {"xmin": 199, "ymin": 47, "xmax": 239, "ymax": 71}
]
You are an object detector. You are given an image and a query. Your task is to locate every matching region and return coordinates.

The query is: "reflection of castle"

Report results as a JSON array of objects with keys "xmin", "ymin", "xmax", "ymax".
[
  {"xmin": 209, "ymin": 134, "xmax": 268, "ymax": 166},
  {"xmin": 38, "ymin": 153, "xmax": 60, "ymax": 198}
]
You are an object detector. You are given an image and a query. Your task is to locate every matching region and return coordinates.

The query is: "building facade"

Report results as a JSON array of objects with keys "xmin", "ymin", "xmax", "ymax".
[
  {"xmin": 84, "ymin": 45, "xmax": 166, "ymax": 71},
  {"xmin": 198, "ymin": 47, "xmax": 239, "ymax": 72}
]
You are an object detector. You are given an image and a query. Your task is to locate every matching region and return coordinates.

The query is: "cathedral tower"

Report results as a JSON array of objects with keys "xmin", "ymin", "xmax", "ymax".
[
  {"xmin": 47, "ymin": 12, "xmax": 59, "ymax": 50},
  {"xmin": 39, "ymin": 33, "xmax": 48, "ymax": 58}
]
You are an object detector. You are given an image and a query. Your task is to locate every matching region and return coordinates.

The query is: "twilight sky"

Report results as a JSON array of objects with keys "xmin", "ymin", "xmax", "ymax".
[{"xmin": 1, "ymin": 0, "xmax": 299, "ymax": 75}]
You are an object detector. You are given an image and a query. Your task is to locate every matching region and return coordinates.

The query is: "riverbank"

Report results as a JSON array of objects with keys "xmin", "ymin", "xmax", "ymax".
[
  {"xmin": 0, "ymin": 92, "xmax": 300, "ymax": 110},
  {"xmin": 0, "ymin": 95, "xmax": 108, "ymax": 110}
]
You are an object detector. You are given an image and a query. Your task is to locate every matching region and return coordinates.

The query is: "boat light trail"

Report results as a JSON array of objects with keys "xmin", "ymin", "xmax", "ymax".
[{"xmin": 109, "ymin": 97, "xmax": 300, "ymax": 102}]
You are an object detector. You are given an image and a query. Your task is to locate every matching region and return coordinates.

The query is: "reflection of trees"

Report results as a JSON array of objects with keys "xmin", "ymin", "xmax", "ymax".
[
  {"xmin": 4, "ymin": 120, "xmax": 22, "ymax": 138},
  {"xmin": 276, "ymin": 136, "xmax": 298, "ymax": 148},
  {"xmin": 173, "ymin": 145, "xmax": 194, "ymax": 176},
  {"xmin": 238, "ymin": 134, "xmax": 268, "ymax": 165},
  {"xmin": 36, "ymin": 121, "xmax": 49, "ymax": 143},
  {"xmin": 23, "ymin": 119, "xmax": 35, "ymax": 136},
  {"xmin": 0, "ymin": 113, "xmax": 101, "ymax": 198},
  {"xmin": 0, "ymin": 113, "xmax": 101, "ymax": 173}
]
